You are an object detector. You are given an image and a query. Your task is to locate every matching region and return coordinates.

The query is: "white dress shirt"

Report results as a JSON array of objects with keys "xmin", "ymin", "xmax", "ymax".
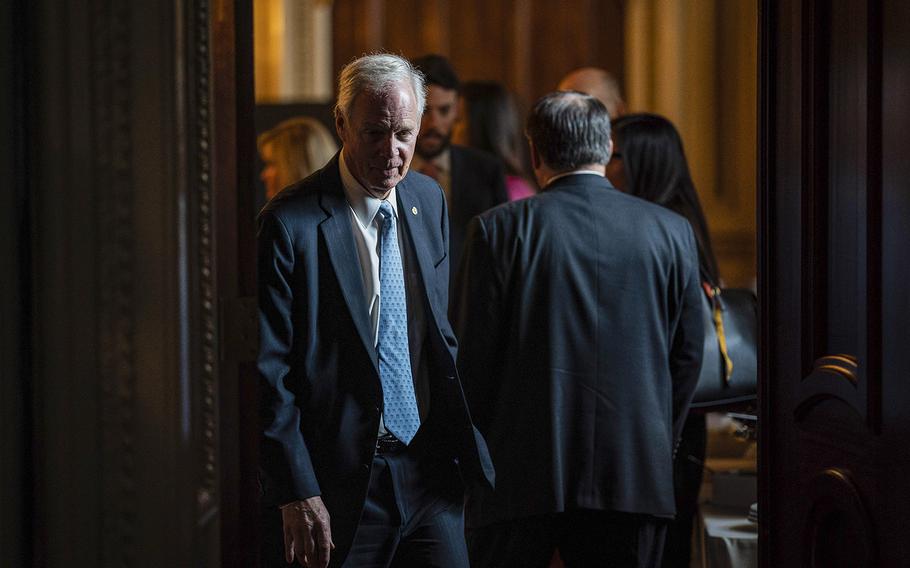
[
  {"xmin": 339, "ymin": 151, "xmax": 429, "ymax": 437},
  {"xmin": 544, "ymin": 169, "xmax": 605, "ymax": 188},
  {"xmin": 339, "ymin": 151, "xmax": 404, "ymax": 346}
]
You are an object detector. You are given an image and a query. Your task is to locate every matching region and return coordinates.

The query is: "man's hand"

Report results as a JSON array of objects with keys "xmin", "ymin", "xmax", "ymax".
[{"xmin": 281, "ymin": 496, "xmax": 335, "ymax": 567}]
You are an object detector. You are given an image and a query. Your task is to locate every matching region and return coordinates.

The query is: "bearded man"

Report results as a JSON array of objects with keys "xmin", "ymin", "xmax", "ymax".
[{"xmin": 410, "ymin": 54, "xmax": 507, "ymax": 287}]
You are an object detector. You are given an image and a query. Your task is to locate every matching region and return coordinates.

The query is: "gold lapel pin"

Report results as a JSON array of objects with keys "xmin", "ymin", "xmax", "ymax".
[{"xmin": 411, "ymin": 207, "xmax": 418, "ymax": 215}]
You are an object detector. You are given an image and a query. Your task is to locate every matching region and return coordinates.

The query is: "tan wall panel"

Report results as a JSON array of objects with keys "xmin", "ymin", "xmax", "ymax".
[
  {"xmin": 626, "ymin": 0, "xmax": 654, "ymax": 110},
  {"xmin": 526, "ymin": 0, "xmax": 625, "ymax": 106},
  {"xmin": 333, "ymin": 0, "xmax": 384, "ymax": 70},
  {"xmin": 326, "ymin": 0, "xmax": 756, "ymax": 286},
  {"xmin": 625, "ymin": 0, "xmax": 756, "ymax": 287},
  {"xmin": 332, "ymin": 0, "xmax": 623, "ymax": 110},
  {"xmin": 449, "ymin": 0, "xmax": 513, "ymax": 83},
  {"xmin": 254, "ymin": 0, "xmax": 283, "ymax": 100},
  {"xmin": 382, "ymin": 0, "xmax": 446, "ymax": 58}
]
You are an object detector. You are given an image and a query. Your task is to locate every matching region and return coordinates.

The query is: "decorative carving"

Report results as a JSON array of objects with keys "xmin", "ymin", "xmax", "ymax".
[
  {"xmin": 796, "ymin": 353, "xmax": 864, "ymax": 424},
  {"xmin": 803, "ymin": 468, "xmax": 876, "ymax": 567},
  {"xmin": 812, "ymin": 354, "xmax": 859, "ymax": 385},
  {"xmin": 93, "ymin": 1, "xmax": 138, "ymax": 565},
  {"xmin": 193, "ymin": 0, "xmax": 220, "ymax": 517},
  {"xmin": 87, "ymin": 0, "xmax": 221, "ymax": 562}
]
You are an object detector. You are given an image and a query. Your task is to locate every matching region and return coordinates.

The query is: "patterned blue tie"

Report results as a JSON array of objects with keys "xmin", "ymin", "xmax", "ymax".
[{"xmin": 377, "ymin": 201, "xmax": 420, "ymax": 444}]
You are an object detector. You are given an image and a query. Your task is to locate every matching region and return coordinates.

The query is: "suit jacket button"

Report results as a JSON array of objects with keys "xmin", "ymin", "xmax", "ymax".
[
  {"xmin": 362, "ymin": 463, "xmax": 370, "ymax": 471},
  {"xmin": 446, "ymin": 374, "xmax": 455, "ymax": 380}
]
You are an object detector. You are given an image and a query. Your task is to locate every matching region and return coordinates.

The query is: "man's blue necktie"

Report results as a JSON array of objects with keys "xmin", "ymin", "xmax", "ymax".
[{"xmin": 377, "ymin": 201, "xmax": 420, "ymax": 444}]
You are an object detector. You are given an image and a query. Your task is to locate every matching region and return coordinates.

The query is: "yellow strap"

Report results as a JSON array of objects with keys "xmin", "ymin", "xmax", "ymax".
[{"xmin": 711, "ymin": 287, "xmax": 734, "ymax": 383}]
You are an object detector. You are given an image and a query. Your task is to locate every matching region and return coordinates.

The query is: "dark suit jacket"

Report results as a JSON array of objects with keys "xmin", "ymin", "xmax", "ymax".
[
  {"xmin": 447, "ymin": 145, "xmax": 508, "ymax": 283},
  {"xmin": 453, "ymin": 173, "xmax": 704, "ymax": 527},
  {"xmin": 257, "ymin": 155, "xmax": 494, "ymax": 565}
]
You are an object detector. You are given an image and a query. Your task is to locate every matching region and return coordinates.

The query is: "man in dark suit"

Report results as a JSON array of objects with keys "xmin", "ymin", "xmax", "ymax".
[
  {"xmin": 453, "ymin": 91, "xmax": 704, "ymax": 567},
  {"xmin": 258, "ymin": 53, "xmax": 494, "ymax": 568},
  {"xmin": 410, "ymin": 54, "xmax": 508, "ymax": 284}
]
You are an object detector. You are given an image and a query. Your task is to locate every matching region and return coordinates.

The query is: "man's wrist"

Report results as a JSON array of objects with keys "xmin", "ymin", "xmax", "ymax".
[{"xmin": 280, "ymin": 496, "xmax": 320, "ymax": 510}]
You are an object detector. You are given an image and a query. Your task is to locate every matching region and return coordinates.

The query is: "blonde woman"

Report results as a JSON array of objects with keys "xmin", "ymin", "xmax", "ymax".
[{"xmin": 258, "ymin": 116, "xmax": 338, "ymax": 199}]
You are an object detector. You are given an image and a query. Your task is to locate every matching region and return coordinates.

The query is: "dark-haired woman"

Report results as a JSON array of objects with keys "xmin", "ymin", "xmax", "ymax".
[
  {"xmin": 608, "ymin": 113, "xmax": 718, "ymax": 568},
  {"xmin": 453, "ymin": 81, "xmax": 536, "ymax": 201}
]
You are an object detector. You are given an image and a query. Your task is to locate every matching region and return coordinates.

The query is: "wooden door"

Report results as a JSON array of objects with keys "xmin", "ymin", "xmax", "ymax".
[
  {"xmin": 760, "ymin": 0, "xmax": 910, "ymax": 565},
  {"xmin": 1, "ymin": 0, "xmax": 256, "ymax": 565},
  {"xmin": 212, "ymin": 0, "xmax": 261, "ymax": 566}
]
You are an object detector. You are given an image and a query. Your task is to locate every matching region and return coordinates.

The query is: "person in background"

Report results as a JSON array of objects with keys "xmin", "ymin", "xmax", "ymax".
[
  {"xmin": 454, "ymin": 92, "xmax": 704, "ymax": 568},
  {"xmin": 453, "ymin": 81, "xmax": 536, "ymax": 201},
  {"xmin": 257, "ymin": 116, "xmax": 338, "ymax": 200},
  {"xmin": 609, "ymin": 113, "xmax": 720, "ymax": 568},
  {"xmin": 558, "ymin": 67, "xmax": 627, "ymax": 120},
  {"xmin": 410, "ymin": 54, "xmax": 508, "ymax": 282}
]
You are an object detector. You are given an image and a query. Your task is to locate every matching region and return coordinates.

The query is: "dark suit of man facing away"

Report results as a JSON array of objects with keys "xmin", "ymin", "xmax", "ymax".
[
  {"xmin": 453, "ymin": 92, "xmax": 704, "ymax": 568},
  {"xmin": 258, "ymin": 54, "xmax": 493, "ymax": 568}
]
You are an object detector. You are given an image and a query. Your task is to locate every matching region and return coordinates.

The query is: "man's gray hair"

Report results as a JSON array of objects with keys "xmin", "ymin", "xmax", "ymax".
[
  {"xmin": 334, "ymin": 53, "xmax": 427, "ymax": 121},
  {"xmin": 526, "ymin": 91, "xmax": 612, "ymax": 171}
]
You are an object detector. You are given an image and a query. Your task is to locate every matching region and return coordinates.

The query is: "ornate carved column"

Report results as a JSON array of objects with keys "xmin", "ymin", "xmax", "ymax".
[{"xmin": 20, "ymin": 0, "xmax": 231, "ymax": 564}]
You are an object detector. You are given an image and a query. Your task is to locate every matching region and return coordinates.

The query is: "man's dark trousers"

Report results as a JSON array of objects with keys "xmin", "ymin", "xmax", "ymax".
[
  {"xmin": 344, "ymin": 424, "xmax": 467, "ymax": 568},
  {"xmin": 468, "ymin": 510, "xmax": 668, "ymax": 568}
]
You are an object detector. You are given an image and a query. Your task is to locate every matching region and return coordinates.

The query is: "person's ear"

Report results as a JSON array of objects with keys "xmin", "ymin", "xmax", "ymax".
[{"xmin": 335, "ymin": 113, "xmax": 346, "ymax": 141}]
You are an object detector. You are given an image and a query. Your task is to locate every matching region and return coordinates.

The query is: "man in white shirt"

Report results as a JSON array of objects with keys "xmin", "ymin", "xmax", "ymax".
[{"xmin": 257, "ymin": 53, "xmax": 493, "ymax": 568}]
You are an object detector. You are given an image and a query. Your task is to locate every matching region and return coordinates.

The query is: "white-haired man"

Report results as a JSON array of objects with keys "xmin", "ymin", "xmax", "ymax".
[{"xmin": 257, "ymin": 53, "xmax": 494, "ymax": 568}]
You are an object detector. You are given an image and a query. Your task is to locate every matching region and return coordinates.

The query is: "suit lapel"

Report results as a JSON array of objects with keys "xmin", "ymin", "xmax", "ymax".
[
  {"xmin": 318, "ymin": 167, "xmax": 380, "ymax": 374},
  {"xmin": 396, "ymin": 179, "xmax": 443, "ymax": 326}
]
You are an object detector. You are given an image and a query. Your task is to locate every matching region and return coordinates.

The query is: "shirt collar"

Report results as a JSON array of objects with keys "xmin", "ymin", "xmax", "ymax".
[
  {"xmin": 545, "ymin": 169, "xmax": 605, "ymax": 187},
  {"xmin": 339, "ymin": 148, "xmax": 400, "ymax": 229}
]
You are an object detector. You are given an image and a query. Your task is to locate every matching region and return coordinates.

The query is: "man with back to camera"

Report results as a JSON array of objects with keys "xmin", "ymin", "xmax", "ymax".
[
  {"xmin": 452, "ymin": 91, "xmax": 704, "ymax": 567},
  {"xmin": 257, "ymin": 53, "xmax": 494, "ymax": 568},
  {"xmin": 410, "ymin": 54, "xmax": 508, "ymax": 286}
]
